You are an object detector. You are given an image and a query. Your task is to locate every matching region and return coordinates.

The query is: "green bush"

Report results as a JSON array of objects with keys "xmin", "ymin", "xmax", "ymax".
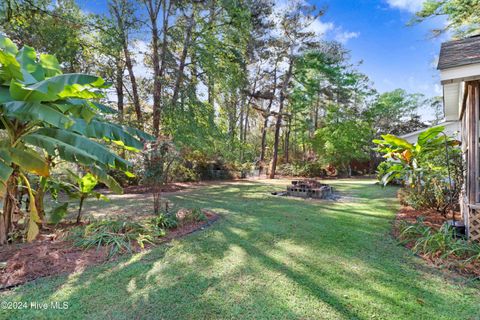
[
  {"xmin": 170, "ymin": 162, "xmax": 199, "ymax": 182},
  {"xmin": 176, "ymin": 207, "xmax": 207, "ymax": 226},
  {"xmin": 399, "ymin": 220, "xmax": 480, "ymax": 263},
  {"xmin": 70, "ymin": 219, "xmax": 166, "ymax": 258},
  {"xmin": 374, "ymin": 127, "xmax": 463, "ymax": 214},
  {"xmin": 277, "ymin": 162, "xmax": 325, "ymax": 177},
  {"xmin": 150, "ymin": 213, "xmax": 178, "ymax": 229},
  {"xmin": 376, "ymin": 161, "xmax": 401, "ymax": 185}
]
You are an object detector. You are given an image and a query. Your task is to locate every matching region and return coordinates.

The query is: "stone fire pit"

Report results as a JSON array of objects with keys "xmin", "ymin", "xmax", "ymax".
[{"xmin": 272, "ymin": 179, "xmax": 333, "ymax": 199}]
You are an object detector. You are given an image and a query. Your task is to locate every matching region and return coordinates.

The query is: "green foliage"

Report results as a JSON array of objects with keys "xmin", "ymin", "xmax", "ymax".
[
  {"xmin": 71, "ymin": 219, "xmax": 166, "ymax": 258},
  {"xmin": 415, "ymin": 0, "xmax": 480, "ymax": 37},
  {"xmin": 0, "ymin": 36, "xmax": 153, "ymax": 241},
  {"xmin": 376, "ymin": 161, "xmax": 401, "ymax": 185},
  {"xmin": 399, "ymin": 220, "xmax": 480, "ymax": 263},
  {"xmin": 313, "ymin": 105, "xmax": 371, "ymax": 174},
  {"xmin": 365, "ymin": 89, "xmax": 427, "ymax": 136},
  {"xmin": 150, "ymin": 213, "xmax": 178, "ymax": 230},
  {"xmin": 277, "ymin": 162, "xmax": 325, "ymax": 177},
  {"xmin": 374, "ymin": 126, "xmax": 463, "ymax": 214},
  {"xmin": 49, "ymin": 203, "xmax": 69, "ymax": 225}
]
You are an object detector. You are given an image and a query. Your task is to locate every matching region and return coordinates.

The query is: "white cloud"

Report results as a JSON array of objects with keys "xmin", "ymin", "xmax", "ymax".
[
  {"xmin": 306, "ymin": 19, "xmax": 335, "ymax": 38},
  {"xmin": 335, "ymin": 31, "xmax": 360, "ymax": 44},
  {"xmin": 386, "ymin": 0, "xmax": 424, "ymax": 13}
]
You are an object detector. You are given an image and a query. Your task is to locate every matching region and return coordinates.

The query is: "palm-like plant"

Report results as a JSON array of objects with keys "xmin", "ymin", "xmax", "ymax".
[
  {"xmin": 0, "ymin": 36, "xmax": 153, "ymax": 244},
  {"xmin": 373, "ymin": 126, "xmax": 458, "ymax": 187}
]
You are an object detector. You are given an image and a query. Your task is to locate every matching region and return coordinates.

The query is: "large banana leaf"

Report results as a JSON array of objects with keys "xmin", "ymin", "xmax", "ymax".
[
  {"xmin": 417, "ymin": 126, "xmax": 445, "ymax": 146},
  {"xmin": 0, "ymin": 52, "xmax": 22, "ymax": 83},
  {"xmin": 2, "ymin": 101, "xmax": 74, "ymax": 128},
  {"xmin": 39, "ymin": 54, "xmax": 62, "ymax": 78},
  {"xmin": 379, "ymin": 134, "xmax": 413, "ymax": 150},
  {"xmin": 8, "ymin": 147, "xmax": 49, "ymax": 177},
  {"xmin": 0, "ymin": 35, "xmax": 18, "ymax": 55},
  {"xmin": 16, "ymin": 46, "xmax": 44, "ymax": 84},
  {"xmin": 89, "ymin": 164, "xmax": 123, "ymax": 194},
  {"xmin": 68, "ymin": 118, "xmax": 144, "ymax": 150},
  {"xmin": 24, "ymin": 128, "xmax": 131, "ymax": 171},
  {"xmin": 10, "ymin": 74, "xmax": 105, "ymax": 102}
]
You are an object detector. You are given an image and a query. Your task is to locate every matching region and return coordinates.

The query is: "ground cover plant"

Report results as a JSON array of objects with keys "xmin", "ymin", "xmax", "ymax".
[{"xmin": 1, "ymin": 179, "xmax": 479, "ymax": 319}]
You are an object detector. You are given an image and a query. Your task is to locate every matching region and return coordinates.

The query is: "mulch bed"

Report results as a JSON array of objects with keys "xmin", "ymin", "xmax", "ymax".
[
  {"xmin": 0, "ymin": 210, "xmax": 219, "ymax": 290},
  {"xmin": 393, "ymin": 205, "xmax": 480, "ymax": 278}
]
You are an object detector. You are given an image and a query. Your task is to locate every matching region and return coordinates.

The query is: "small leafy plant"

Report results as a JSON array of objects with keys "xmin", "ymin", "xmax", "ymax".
[
  {"xmin": 150, "ymin": 212, "xmax": 178, "ymax": 229},
  {"xmin": 399, "ymin": 220, "xmax": 480, "ymax": 263},
  {"xmin": 71, "ymin": 219, "xmax": 166, "ymax": 258}
]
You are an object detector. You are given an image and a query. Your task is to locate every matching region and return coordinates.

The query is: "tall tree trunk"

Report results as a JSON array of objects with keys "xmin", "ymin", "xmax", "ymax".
[
  {"xmin": 124, "ymin": 46, "xmax": 142, "ymax": 125},
  {"xmin": 151, "ymin": 0, "xmax": 171, "ymax": 137},
  {"xmin": 115, "ymin": 57, "xmax": 125, "ymax": 122},
  {"xmin": 171, "ymin": 11, "xmax": 195, "ymax": 107},
  {"xmin": 150, "ymin": 5, "xmax": 161, "ymax": 136},
  {"xmin": 260, "ymin": 113, "xmax": 269, "ymax": 163},
  {"xmin": 207, "ymin": 0, "xmax": 216, "ymax": 108},
  {"xmin": 111, "ymin": 3, "xmax": 143, "ymax": 125},
  {"xmin": 284, "ymin": 117, "xmax": 291, "ymax": 163},
  {"xmin": 269, "ymin": 58, "xmax": 293, "ymax": 179}
]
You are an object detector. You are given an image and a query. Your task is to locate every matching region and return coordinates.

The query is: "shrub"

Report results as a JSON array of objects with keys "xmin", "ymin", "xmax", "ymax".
[
  {"xmin": 277, "ymin": 162, "xmax": 325, "ymax": 177},
  {"xmin": 374, "ymin": 127, "xmax": 463, "ymax": 215},
  {"xmin": 376, "ymin": 161, "xmax": 401, "ymax": 185},
  {"xmin": 399, "ymin": 220, "xmax": 480, "ymax": 263},
  {"xmin": 169, "ymin": 162, "xmax": 199, "ymax": 182},
  {"xmin": 150, "ymin": 213, "xmax": 178, "ymax": 229},
  {"xmin": 176, "ymin": 207, "xmax": 207, "ymax": 226},
  {"xmin": 71, "ymin": 219, "xmax": 165, "ymax": 258}
]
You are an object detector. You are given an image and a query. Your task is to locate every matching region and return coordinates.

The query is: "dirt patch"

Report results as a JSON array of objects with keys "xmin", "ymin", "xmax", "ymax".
[
  {"xmin": 122, "ymin": 183, "xmax": 187, "ymax": 194},
  {"xmin": 393, "ymin": 205, "xmax": 480, "ymax": 278},
  {"xmin": 0, "ymin": 211, "xmax": 220, "ymax": 290}
]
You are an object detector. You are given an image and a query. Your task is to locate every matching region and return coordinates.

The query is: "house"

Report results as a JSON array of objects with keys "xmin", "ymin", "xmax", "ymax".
[
  {"xmin": 438, "ymin": 35, "xmax": 480, "ymax": 241},
  {"xmin": 400, "ymin": 120, "xmax": 460, "ymax": 144}
]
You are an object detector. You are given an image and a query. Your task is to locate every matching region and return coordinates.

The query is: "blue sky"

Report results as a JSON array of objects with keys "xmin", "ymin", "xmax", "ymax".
[
  {"xmin": 80, "ymin": 0, "xmax": 448, "ymax": 98},
  {"xmin": 310, "ymin": 0, "xmax": 448, "ymax": 98}
]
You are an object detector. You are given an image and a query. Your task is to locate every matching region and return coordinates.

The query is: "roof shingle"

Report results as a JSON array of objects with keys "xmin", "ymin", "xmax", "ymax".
[{"xmin": 438, "ymin": 35, "xmax": 480, "ymax": 70}]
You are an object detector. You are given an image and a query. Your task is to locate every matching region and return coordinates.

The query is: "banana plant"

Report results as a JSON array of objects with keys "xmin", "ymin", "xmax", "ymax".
[
  {"xmin": 0, "ymin": 36, "xmax": 153, "ymax": 244},
  {"xmin": 373, "ymin": 126, "xmax": 458, "ymax": 187},
  {"xmin": 63, "ymin": 171, "xmax": 108, "ymax": 224}
]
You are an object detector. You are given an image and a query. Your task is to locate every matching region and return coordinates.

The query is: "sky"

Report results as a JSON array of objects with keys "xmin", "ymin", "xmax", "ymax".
[
  {"xmin": 79, "ymin": 0, "xmax": 448, "ymax": 99},
  {"xmin": 308, "ymin": 0, "xmax": 448, "ymax": 98}
]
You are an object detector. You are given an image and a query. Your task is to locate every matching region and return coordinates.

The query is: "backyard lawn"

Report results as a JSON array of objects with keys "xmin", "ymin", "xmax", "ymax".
[{"xmin": 1, "ymin": 179, "xmax": 479, "ymax": 319}]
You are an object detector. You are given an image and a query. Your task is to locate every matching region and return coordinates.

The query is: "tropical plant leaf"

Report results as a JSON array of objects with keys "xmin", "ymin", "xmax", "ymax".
[
  {"xmin": 49, "ymin": 202, "xmax": 69, "ymax": 224},
  {"xmin": 0, "ymin": 85, "xmax": 11, "ymax": 103},
  {"xmin": 16, "ymin": 45, "xmax": 44, "ymax": 84},
  {"xmin": 0, "ymin": 35, "xmax": 18, "ymax": 55},
  {"xmin": 417, "ymin": 126, "xmax": 445, "ymax": 147},
  {"xmin": 0, "ymin": 51, "xmax": 23, "ymax": 82},
  {"xmin": 90, "ymin": 165, "xmax": 123, "ymax": 194},
  {"xmin": 9, "ymin": 147, "xmax": 49, "ymax": 177},
  {"xmin": 380, "ymin": 134, "xmax": 413, "ymax": 150},
  {"xmin": 2, "ymin": 101, "xmax": 74, "ymax": 128},
  {"xmin": 78, "ymin": 173, "xmax": 98, "ymax": 193},
  {"xmin": 68, "ymin": 118, "xmax": 144, "ymax": 150},
  {"xmin": 39, "ymin": 54, "xmax": 62, "ymax": 78},
  {"xmin": 10, "ymin": 74, "xmax": 105, "ymax": 101},
  {"xmin": 24, "ymin": 128, "xmax": 130, "ymax": 171},
  {"xmin": 0, "ymin": 158, "xmax": 13, "ymax": 182}
]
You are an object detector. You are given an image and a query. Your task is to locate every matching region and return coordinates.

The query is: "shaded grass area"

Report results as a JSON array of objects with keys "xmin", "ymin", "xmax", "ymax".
[{"xmin": 1, "ymin": 179, "xmax": 479, "ymax": 319}]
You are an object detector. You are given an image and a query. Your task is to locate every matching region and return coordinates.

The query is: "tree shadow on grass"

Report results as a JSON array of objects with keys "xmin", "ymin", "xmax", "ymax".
[{"xmin": 2, "ymin": 180, "xmax": 478, "ymax": 319}]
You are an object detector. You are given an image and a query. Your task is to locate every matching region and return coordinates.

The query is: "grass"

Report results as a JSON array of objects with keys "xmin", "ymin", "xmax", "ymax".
[{"xmin": 1, "ymin": 179, "xmax": 479, "ymax": 319}]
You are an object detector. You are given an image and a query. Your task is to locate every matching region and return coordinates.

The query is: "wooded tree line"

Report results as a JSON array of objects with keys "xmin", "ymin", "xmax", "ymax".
[{"xmin": 0, "ymin": 0, "xmax": 441, "ymax": 178}]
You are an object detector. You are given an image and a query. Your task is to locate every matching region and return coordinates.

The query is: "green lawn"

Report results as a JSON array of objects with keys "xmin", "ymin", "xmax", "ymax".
[{"xmin": 1, "ymin": 179, "xmax": 479, "ymax": 319}]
